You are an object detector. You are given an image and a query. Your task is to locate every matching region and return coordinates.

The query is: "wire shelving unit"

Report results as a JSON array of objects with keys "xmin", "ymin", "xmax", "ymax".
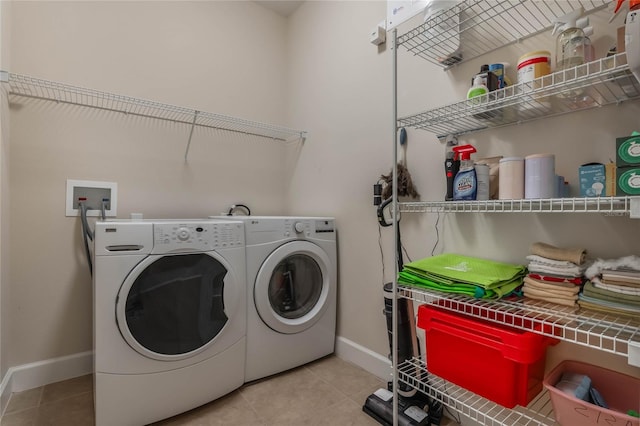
[
  {"xmin": 401, "ymin": 287, "xmax": 640, "ymax": 363},
  {"xmin": 398, "ymin": 0, "xmax": 609, "ymax": 69},
  {"xmin": 397, "ymin": 53, "xmax": 640, "ymax": 140},
  {"xmin": 399, "ymin": 196, "xmax": 640, "ymax": 217},
  {"xmin": 398, "ymin": 357, "xmax": 557, "ymax": 426},
  {"xmin": 0, "ymin": 71, "xmax": 307, "ymax": 160}
]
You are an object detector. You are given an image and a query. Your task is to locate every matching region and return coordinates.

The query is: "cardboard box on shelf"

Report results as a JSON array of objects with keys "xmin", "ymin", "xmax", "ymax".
[
  {"xmin": 579, "ymin": 163, "xmax": 606, "ymax": 197},
  {"xmin": 616, "ymin": 134, "xmax": 640, "ymax": 167},
  {"xmin": 616, "ymin": 166, "xmax": 640, "ymax": 196}
]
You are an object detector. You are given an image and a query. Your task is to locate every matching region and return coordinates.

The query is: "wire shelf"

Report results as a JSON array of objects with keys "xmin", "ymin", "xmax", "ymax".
[
  {"xmin": 399, "ymin": 196, "xmax": 640, "ymax": 216},
  {"xmin": 400, "ymin": 287, "xmax": 640, "ymax": 364},
  {"xmin": 397, "ymin": 53, "xmax": 640, "ymax": 140},
  {"xmin": 0, "ymin": 71, "xmax": 307, "ymax": 157},
  {"xmin": 397, "ymin": 0, "xmax": 609, "ymax": 69},
  {"xmin": 398, "ymin": 357, "xmax": 557, "ymax": 426}
]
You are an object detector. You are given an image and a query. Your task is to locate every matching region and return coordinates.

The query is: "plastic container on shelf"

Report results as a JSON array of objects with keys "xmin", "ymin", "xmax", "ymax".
[
  {"xmin": 543, "ymin": 360, "xmax": 640, "ymax": 426},
  {"xmin": 416, "ymin": 304, "xmax": 557, "ymax": 409},
  {"xmin": 499, "ymin": 157, "xmax": 525, "ymax": 199},
  {"xmin": 525, "ymin": 153, "xmax": 556, "ymax": 199}
]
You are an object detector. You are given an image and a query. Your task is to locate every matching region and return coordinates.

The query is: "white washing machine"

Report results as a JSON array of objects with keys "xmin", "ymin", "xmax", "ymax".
[
  {"xmin": 92, "ymin": 219, "xmax": 246, "ymax": 426},
  {"xmin": 213, "ymin": 216, "xmax": 337, "ymax": 382}
]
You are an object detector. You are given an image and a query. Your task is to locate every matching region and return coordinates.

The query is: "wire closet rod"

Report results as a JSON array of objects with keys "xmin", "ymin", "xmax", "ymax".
[{"xmin": 1, "ymin": 70, "xmax": 307, "ymax": 160}]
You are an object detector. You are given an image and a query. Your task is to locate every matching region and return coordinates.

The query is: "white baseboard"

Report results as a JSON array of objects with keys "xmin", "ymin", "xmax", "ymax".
[
  {"xmin": 334, "ymin": 335, "xmax": 391, "ymax": 381},
  {"xmin": 0, "ymin": 351, "xmax": 93, "ymax": 416}
]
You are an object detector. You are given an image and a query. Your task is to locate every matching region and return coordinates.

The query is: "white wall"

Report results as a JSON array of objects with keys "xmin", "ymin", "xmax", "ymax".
[
  {"xmin": 6, "ymin": 0, "xmax": 291, "ymax": 368},
  {"xmin": 0, "ymin": 0, "xmax": 13, "ymax": 387}
]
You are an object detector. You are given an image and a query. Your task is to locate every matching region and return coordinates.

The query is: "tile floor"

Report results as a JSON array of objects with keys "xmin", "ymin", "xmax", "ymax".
[{"xmin": 2, "ymin": 355, "xmax": 456, "ymax": 426}]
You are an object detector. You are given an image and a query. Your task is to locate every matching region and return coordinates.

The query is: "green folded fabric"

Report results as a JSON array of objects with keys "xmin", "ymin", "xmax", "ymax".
[
  {"xmin": 583, "ymin": 281, "xmax": 640, "ymax": 306},
  {"xmin": 398, "ymin": 271, "xmax": 489, "ymax": 298},
  {"xmin": 399, "ymin": 270, "xmax": 523, "ymax": 299},
  {"xmin": 403, "ymin": 253, "xmax": 527, "ymax": 290}
]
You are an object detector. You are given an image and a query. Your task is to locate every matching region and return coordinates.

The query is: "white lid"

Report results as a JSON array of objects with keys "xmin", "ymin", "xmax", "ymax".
[
  {"xmin": 525, "ymin": 153, "xmax": 555, "ymax": 159},
  {"xmin": 500, "ymin": 157, "xmax": 524, "ymax": 162}
]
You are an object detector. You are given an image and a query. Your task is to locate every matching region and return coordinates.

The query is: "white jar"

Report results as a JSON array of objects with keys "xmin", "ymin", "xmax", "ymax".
[
  {"xmin": 525, "ymin": 153, "xmax": 556, "ymax": 199},
  {"xmin": 499, "ymin": 157, "xmax": 525, "ymax": 199}
]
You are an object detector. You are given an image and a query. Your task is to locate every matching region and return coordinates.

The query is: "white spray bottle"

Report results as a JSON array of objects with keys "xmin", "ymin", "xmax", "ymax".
[{"xmin": 552, "ymin": 8, "xmax": 586, "ymax": 70}]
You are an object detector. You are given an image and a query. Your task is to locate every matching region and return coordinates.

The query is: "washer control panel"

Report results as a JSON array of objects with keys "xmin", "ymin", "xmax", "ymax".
[{"xmin": 152, "ymin": 221, "xmax": 244, "ymax": 253}]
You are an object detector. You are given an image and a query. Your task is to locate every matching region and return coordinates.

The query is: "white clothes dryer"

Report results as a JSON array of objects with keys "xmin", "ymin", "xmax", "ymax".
[
  {"xmin": 213, "ymin": 216, "xmax": 337, "ymax": 382},
  {"xmin": 92, "ymin": 219, "xmax": 246, "ymax": 426}
]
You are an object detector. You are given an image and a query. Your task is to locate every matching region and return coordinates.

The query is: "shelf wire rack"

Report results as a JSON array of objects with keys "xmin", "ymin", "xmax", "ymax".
[
  {"xmin": 399, "ymin": 196, "xmax": 640, "ymax": 217},
  {"xmin": 397, "ymin": 0, "xmax": 609, "ymax": 69},
  {"xmin": 0, "ymin": 71, "xmax": 307, "ymax": 159},
  {"xmin": 397, "ymin": 53, "xmax": 640, "ymax": 140},
  {"xmin": 400, "ymin": 287, "xmax": 640, "ymax": 363},
  {"xmin": 398, "ymin": 357, "xmax": 556, "ymax": 426}
]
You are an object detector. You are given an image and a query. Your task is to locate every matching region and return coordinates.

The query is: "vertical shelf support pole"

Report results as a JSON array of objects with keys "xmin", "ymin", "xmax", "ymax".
[
  {"xmin": 391, "ymin": 27, "xmax": 399, "ymax": 426},
  {"xmin": 184, "ymin": 110, "xmax": 200, "ymax": 162}
]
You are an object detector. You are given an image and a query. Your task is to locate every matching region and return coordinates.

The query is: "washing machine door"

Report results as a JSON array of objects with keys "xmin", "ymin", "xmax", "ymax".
[
  {"xmin": 115, "ymin": 252, "xmax": 238, "ymax": 361},
  {"xmin": 254, "ymin": 241, "xmax": 331, "ymax": 334}
]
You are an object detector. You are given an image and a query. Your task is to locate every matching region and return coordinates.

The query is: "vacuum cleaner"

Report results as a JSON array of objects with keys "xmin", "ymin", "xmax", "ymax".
[
  {"xmin": 362, "ymin": 282, "xmax": 442, "ymax": 426},
  {"xmin": 364, "ymin": 191, "xmax": 443, "ymax": 425}
]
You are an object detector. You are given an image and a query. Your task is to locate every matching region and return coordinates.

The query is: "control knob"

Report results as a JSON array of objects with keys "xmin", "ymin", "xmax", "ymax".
[
  {"xmin": 177, "ymin": 227, "xmax": 191, "ymax": 241},
  {"xmin": 294, "ymin": 222, "xmax": 305, "ymax": 233}
]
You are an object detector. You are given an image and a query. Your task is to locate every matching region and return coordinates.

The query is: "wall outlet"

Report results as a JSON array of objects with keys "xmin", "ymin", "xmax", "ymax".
[{"xmin": 66, "ymin": 179, "xmax": 117, "ymax": 217}]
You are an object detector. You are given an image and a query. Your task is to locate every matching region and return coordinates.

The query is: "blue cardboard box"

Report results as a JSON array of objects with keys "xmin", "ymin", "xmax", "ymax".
[{"xmin": 579, "ymin": 163, "xmax": 606, "ymax": 197}]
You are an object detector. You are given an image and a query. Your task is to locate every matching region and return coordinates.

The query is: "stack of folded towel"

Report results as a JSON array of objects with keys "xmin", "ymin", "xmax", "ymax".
[
  {"xmin": 581, "ymin": 256, "xmax": 640, "ymax": 317},
  {"xmin": 523, "ymin": 242, "xmax": 587, "ymax": 307},
  {"xmin": 398, "ymin": 253, "xmax": 526, "ymax": 299}
]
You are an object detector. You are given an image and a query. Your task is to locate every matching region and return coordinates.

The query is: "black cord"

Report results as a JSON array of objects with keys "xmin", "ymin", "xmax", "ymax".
[
  {"xmin": 79, "ymin": 202, "xmax": 93, "ymax": 276},
  {"xmin": 431, "ymin": 211, "xmax": 441, "ymax": 256},
  {"xmin": 227, "ymin": 204, "xmax": 251, "ymax": 216},
  {"xmin": 378, "ymin": 224, "xmax": 385, "ymax": 284}
]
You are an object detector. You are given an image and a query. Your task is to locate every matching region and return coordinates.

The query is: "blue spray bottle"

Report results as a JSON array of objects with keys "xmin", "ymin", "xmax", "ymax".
[{"xmin": 452, "ymin": 144, "xmax": 478, "ymax": 200}]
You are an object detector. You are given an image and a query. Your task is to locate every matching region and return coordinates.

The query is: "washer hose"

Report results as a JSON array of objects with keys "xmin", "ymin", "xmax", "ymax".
[{"xmin": 79, "ymin": 201, "xmax": 94, "ymax": 276}]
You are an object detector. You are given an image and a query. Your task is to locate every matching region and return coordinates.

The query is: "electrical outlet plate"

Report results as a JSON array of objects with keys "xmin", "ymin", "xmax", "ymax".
[{"xmin": 66, "ymin": 179, "xmax": 117, "ymax": 217}]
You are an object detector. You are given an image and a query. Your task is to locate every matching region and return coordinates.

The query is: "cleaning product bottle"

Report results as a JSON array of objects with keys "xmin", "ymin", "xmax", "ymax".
[
  {"xmin": 470, "ymin": 65, "xmax": 499, "ymax": 92},
  {"xmin": 467, "ymin": 75, "xmax": 488, "ymax": 101},
  {"xmin": 452, "ymin": 144, "xmax": 477, "ymax": 200},
  {"xmin": 552, "ymin": 8, "xmax": 586, "ymax": 70}
]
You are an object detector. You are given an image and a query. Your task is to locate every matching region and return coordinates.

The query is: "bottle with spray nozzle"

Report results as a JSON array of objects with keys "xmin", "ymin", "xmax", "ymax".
[
  {"xmin": 452, "ymin": 144, "xmax": 477, "ymax": 201},
  {"xmin": 552, "ymin": 8, "xmax": 586, "ymax": 70},
  {"xmin": 611, "ymin": 0, "xmax": 640, "ymax": 84}
]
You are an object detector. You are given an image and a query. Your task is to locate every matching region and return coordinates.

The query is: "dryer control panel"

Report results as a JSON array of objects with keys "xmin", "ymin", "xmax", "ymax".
[{"xmin": 152, "ymin": 221, "xmax": 244, "ymax": 253}]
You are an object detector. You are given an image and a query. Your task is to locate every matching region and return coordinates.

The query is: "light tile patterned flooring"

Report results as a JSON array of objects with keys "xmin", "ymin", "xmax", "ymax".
[{"xmin": 1, "ymin": 355, "xmax": 391, "ymax": 426}]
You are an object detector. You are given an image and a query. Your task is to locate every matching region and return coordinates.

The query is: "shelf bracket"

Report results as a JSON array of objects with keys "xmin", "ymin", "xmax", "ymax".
[
  {"xmin": 184, "ymin": 110, "xmax": 199, "ymax": 162},
  {"xmin": 629, "ymin": 340, "xmax": 640, "ymax": 367},
  {"xmin": 630, "ymin": 197, "xmax": 640, "ymax": 219}
]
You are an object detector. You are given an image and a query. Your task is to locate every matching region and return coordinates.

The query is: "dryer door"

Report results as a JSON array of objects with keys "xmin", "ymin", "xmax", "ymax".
[
  {"xmin": 254, "ymin": 241, "xmax": 332, "ymax": 334},
  {"xmin": 115, "ymin": 252, "xmax": 237, "ymax": 361}
]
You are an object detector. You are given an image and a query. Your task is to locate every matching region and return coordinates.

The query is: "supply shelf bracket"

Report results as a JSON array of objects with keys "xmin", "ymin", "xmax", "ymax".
[{"xmin": 184, "ymin": 110, "xmax": 199, "ymax": 162}]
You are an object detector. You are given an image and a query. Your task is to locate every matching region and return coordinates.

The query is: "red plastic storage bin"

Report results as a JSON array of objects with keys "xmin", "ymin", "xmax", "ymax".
[
  {"xmin": 417, "ymin": 304, "xmax": 556, "ymax": 408},
  {"xmin": 543, "ymin": 360, "xmax": 639, "ymax": 426}
]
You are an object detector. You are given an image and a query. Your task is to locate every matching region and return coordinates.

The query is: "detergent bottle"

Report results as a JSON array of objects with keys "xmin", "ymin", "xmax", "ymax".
[
  {"xmin": 452, "ymin": 144, "xmax": 477, "ymax": 200},
  {"xmin": 552, "ymin": 8, "xmax": 587, "ymax": 70}
]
